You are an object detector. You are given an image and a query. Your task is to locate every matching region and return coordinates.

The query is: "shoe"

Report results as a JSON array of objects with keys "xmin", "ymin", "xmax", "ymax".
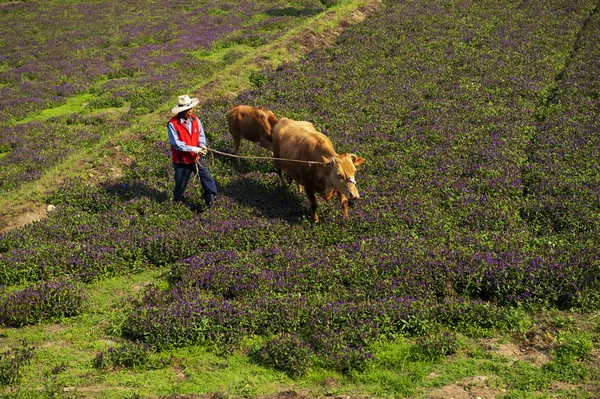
[{"xmin": 204, "ymin": 194, "xmax": 214, "ymax": 208}]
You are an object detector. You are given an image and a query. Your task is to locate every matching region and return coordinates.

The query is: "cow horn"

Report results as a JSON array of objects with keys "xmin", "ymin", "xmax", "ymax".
[{"xmin": 350, "ymin": 154, "xmax": 365, "ymax": 167}]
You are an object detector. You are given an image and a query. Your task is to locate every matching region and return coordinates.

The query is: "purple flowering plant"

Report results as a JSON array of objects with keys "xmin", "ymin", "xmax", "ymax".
[{"xmin": 0, "ymin": 278, "xmax": 87, "ymax": 327}]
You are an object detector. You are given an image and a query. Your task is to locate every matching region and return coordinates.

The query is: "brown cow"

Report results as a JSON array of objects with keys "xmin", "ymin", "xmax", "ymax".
[
  {"xmin": 227, "ymin": 105, "xmax": 278, "ymax": 164},
  {"xmin": 272, "ymin": 117, "xmax": 365, "ymax": 223}
]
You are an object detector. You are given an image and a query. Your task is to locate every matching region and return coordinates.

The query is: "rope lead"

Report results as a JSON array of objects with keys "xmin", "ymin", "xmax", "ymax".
[{"xmin": 206, "ymin": 147, "xmax": 327, "ymax": 165}]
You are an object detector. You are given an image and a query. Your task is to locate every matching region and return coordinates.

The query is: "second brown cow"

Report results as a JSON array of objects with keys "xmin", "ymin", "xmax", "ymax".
[
  {"xmin": 272, "ymin": 117, "xmax": 365, "ymax": 223},
  {"xmin": 227, "ymin": 105, "xmax": 278, "ymax": 164}
]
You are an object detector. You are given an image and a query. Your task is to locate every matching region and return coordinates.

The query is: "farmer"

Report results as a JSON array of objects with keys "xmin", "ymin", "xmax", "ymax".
[{"xmin": 167, "ymin": 94, "xmax": 217, "ymax": 208}]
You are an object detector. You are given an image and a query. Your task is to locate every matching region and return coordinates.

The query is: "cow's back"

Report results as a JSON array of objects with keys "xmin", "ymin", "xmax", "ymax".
[
  {"xmin": 227, "ymin": 105, "xmax": 277, "ymax": 143},
  {"xmin": 273, "ymin": 118, "xmax": 334, "ymax": 160},
  {"xmin": 227, "ymin": 105, "xmax": 258, "ymax": 141},
  {"xmin": 273, "ymin": 118, "xmax": 336, "ymax": 187}
]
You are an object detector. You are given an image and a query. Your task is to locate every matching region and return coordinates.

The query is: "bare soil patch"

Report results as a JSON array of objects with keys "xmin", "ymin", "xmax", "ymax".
[
  {"xmin": 0, "ymin": 203, "xmax": 48, "ymax": 233},
  {"xmin": 482, "ymin": 338, "xmax": 551, "ymax": 367},
  {"xmin": 426, "ymin": 376, "xmax": 504, "ymax": 399}
]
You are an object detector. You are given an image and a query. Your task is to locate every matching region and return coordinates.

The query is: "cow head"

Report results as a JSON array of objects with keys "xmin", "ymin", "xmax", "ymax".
[{"xmin": 327, "ymin": 153, "xmax": 365, "ymax": 199}]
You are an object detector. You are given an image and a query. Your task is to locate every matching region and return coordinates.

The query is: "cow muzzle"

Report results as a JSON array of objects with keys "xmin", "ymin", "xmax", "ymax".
[{"xmin": 347, "ymin": 183, "xmax": 360, "ymax": 199}]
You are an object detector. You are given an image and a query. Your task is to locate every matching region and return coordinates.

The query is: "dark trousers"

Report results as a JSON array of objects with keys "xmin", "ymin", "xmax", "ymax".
[{"xmin": 173, "ymin": 160, "xmax": 217, "ymax": 204}]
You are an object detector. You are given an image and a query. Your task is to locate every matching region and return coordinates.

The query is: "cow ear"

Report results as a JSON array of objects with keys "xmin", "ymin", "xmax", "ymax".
[{"xmin": 350, "ymin": 154, "xmax": 365, "ymax": 167}]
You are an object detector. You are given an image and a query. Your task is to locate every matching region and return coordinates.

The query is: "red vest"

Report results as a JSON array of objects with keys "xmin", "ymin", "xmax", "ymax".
[{"xmin": 170, "ymin": 114, "xmax": 200, "ymax": 164}]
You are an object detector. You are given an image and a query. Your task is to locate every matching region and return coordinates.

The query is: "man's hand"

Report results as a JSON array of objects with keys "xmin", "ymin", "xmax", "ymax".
[
  {"xmin": 199, "ymin": 144, "xmax": 208, "ymax": 155},
  {"xmin": 190, "ymin": 146, "xmax": 202, "ymax": 154}
]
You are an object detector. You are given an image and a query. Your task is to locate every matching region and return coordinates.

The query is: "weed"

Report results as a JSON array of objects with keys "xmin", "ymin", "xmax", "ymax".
[
  {"xmin": 0, "ymin": 340, "xmax": 35, "ymax": 387},
  {"xmin": 400, "ymin": 315, "xmax": 436, "ymax": 336},
  {"xmin": 550, "ymin": 314, "xmax": 576, "ymax": 329},
  {"xmin": 253, "ymin": 333, "xmax": 313, "ymax": 377},
  {"xmin": 414, "ymin": 331, "xmax": 459, "ymax": 360},
  {"xmin": 554, "ymin": 331, "xmax": 594, "ymax": 361},
  {"xmin": 543, "ymin": 358, "xmax": 588, "ymax": 384},
  {"xmin": 506, "ymin": 360, "xmax": 553, "ymax": 392},
  {"xmin": 320, "ymin": 0, "xmax": 341, "ymax": 7},
  {"xmin": 92, "ymin": 341, "xmax": 169, "ymax": 371}
]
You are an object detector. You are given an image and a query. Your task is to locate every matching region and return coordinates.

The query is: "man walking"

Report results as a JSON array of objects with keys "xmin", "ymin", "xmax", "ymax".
[{"xmin": 167, "ymin": 94, "xmax": 217, "ymax": 208}]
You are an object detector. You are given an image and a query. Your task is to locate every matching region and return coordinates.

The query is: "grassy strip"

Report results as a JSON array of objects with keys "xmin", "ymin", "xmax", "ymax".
[
  {"xmin": 2, "ymin": 295, "xmax": 598, "ymax": 399},
  {"xmin": 0, "ymin": 0, "xmax": 379, "ymax": 228}
]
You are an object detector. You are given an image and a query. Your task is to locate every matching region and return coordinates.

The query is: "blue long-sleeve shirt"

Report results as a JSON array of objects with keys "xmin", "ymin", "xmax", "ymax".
[{"xmin": 167, "ymin": 115, "xmax": 207, "ymax": 152}]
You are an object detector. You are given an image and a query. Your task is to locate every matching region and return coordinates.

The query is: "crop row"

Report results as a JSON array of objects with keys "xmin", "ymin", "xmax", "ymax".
[{"xmin": 522, "ymin": 2, "xmax": 600, "ymax": 237}]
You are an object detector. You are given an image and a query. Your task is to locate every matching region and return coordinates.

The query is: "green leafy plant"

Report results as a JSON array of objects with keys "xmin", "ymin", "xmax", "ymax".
[
  {"xmin": 504, "ymin": 360, "xmax": 552, "ymax": 392},
  {"xmin": 400, "ymin": 315, "xmax": 436, "ymax": 336},
  {"xmin": 0, "ymin": 340, "xmax": 35, "ymax": 387},
  {"xmin": 253, "ymin": 333, "xmax": 313, "ymax": 377},
  {"xmin": 320, "ymin": 0, "xmax": 340, "ymax": 7},
  {"xmin": 554, "ymin": 331, "xmax": 594, "ymax": 362},
  {"xmin": 550, "ymin": 314, "xmax": 576, "ymax": 329},
  {"xmin": 543, "ymin": 358, "xmax": 589, "ymax": 384},
  {"xmin": 248, "ymin": 71, "xmax": 269, "ymax": 88},
  {"xmin": 415, "ymin": 331, "xmax": 459, "ymax": 359},
  {"xmin": 93, "ymin": 341, "xmax": 169, "ymax": 371}
]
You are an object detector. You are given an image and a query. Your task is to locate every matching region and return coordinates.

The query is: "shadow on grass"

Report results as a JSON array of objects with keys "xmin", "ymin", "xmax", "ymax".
[
  {"xmin": 266, "ymin": 7, "xmax": 323, "ymax": 17},
  {"xmin": 219, "ymin": 175, "xmax": 308, "ymax": 223},
  {"xmin": 103, "ymin": 181, "xmax": 171, "ymax": 203}
]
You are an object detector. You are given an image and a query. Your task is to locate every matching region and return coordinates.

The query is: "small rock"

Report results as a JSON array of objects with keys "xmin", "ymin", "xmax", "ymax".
[{"xmin": 46, "ymin": 204, "xmax": 56, "ymax": 212}]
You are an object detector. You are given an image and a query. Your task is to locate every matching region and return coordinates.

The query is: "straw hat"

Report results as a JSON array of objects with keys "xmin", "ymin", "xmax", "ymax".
[{"xmin": 171, "ymin": 94, "xmax": 199, "ymax": 114}]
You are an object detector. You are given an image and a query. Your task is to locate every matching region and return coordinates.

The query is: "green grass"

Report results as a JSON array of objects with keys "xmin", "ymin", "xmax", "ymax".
[
  {"xmin": 1, "ymin": 267, "xmax": 599, "ymax": 399},
  {"xmin": 18, "ymin": 94, "xmax": 96, "ymax": 124}
]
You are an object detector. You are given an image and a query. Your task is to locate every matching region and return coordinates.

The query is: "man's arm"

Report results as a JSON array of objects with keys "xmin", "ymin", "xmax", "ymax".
[
  {"xmin": 196, "ymin": 116, "xmax": 207, "ymax": 148},
  {"xmin": 168, "ymin": 121, "xmax": 200, "ymax": 153}
]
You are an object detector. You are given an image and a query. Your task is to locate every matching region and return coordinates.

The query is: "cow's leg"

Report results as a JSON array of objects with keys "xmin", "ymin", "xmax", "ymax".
[
  {"xmin": 282, "ymin": 172, "xmax": 301, "ymax": 192},
  {"xmin": 232, "ymin": 133, "xmax": 241, "ymax": 165},
  {"xmin": 324, "ymin": 190, "xmax": 336, "ymax": 202},
  {"xmin": 337, "ymin": 191, "xmax": 349, "ymax": 219},
  {"xmin": 307, "ymin": 189, "xmax": 319, "ymax": 223},
  {"xmin": 259, "ymin": 137, "xmax": 273, "ymax": 152},
  {"xmin": 275, "ymin": 163, "xmax": 288, "ymax": 189}
]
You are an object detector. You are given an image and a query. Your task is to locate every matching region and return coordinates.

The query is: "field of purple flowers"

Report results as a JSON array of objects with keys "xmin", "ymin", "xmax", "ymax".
[
  {"xmin": 1, "ymin": 0, "xmax": 599, "ymax": 393},
  {"xmin": 0, "ymin": 0, "xmax": 329, "ymax": 192}
]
